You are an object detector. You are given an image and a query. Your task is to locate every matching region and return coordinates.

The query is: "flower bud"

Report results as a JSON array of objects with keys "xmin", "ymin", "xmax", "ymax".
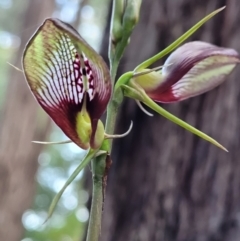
[
  {"xmin": 123, "ymin": 0, "xmax": 142, "ymax": 27},
  {"xmin": 110, "ymin": 0, "xmax": 124, "ymax": 44}
]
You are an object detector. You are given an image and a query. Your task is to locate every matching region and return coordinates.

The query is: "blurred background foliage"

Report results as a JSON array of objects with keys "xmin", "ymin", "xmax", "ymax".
[{"xmin": 0, "ymin": 0, "xmax": 109, "ymax": 240}]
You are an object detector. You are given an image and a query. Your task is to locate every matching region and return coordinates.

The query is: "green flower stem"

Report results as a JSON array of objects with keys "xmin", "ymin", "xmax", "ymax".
[
  {"xmin": 86, "ymin": 74, "xmax": 125, "ymax": 240},
  {"xmin": 86, "ymin": 52, "xmax": 127, "ymax": 241},
  {"xmin": 86, "ymin": 94, "xmax": 123, "ymax": 241},
  {"xmin": 86, "ymin": 155, "xmax": 106, "ymax": 241},
  {"xmin": 86, "ymin": 1, "xmax": 142, "ymax": 240}
]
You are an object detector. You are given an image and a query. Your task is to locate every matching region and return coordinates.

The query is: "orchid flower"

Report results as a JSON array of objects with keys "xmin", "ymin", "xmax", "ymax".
[
  {"xmin": 19, "ymin": 4, "xmax": 238, "ymax": 228},
  {"xmin": 134, "ymin": 41, "xmax": 239, "ymax": 103},
  {"xmin": 120, "ymin": 41, "xmax": 239, "ymax": 151},
  {"xmin": 22, "ymin": 18, "xmax": 136, "ymax": 219},
  {"xmin": 22, "ymin": 18, "xmax": 112, "ymax": 150}
]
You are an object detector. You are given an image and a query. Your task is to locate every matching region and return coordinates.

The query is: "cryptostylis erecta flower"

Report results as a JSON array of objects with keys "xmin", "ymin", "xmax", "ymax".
[
  {"xmin": 133, "ymin": 41, "xmax": 239, "ymax": 103},
  {"xmin": 22, "ymin": 18, "xmax": 112, "ymax": 150},
  {"xmin": 18, "ymin": 5, "xmax": 239, "ymax": 228},
  {"xmin": 120, "ymin": 40, "xmax": 239, "ymax": 151}
]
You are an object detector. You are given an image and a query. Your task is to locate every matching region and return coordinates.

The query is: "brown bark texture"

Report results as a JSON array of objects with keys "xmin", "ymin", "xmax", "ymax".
[
  {"xmin": 100, "ymin": 0, "xmax": 240, "ymax": 241},
  {"xmin": 0, "ymin": 1, "xmax": 55, "ymax": 240}
]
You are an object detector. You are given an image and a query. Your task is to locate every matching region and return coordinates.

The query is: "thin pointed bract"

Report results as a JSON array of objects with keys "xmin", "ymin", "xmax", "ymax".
[
  {"xmin": 133, "ymin": 65, "xmax": 168, "ymax": 78},
  {"xmin": 22, "ymin": 18, "xmax": 111, "ymax": 150}
]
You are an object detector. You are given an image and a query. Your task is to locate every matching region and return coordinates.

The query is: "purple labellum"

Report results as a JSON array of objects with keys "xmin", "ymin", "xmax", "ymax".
[{"xmin": 22, "ymin": 19, "xmax": 111, "ymax": 149}]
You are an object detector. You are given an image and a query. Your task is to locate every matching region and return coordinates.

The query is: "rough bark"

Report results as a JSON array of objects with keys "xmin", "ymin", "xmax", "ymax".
[
  {"xmin": 100, "ymin": 0, "xmax": 240, "ymax": 241},
  {"xmin": 0, "ymin": 1, "xmax": 55, "ymax": 240}
]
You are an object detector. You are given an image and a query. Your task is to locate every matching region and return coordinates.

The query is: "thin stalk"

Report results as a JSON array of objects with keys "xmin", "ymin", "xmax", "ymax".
[
  {"xmin": 86, "ymin": 51, "xmax": 124, "ymax": 241},
  {"xmin": 86, "ymin": 24, "xmax": 123, "ymax": 241},
  {"xmin": 86, "ymin": 76, "xmax": 122, "ymax": 241},
  {"xmin": 86, "ymin": 0, "xmax": 142, "ymax": 239},
  {"xmin": 86, "ymin": 158, "xmax": 105, "ymax": 241},
  {"xmin": 142, "ymin": 94, "xmax": 227, "ymax": 152}
]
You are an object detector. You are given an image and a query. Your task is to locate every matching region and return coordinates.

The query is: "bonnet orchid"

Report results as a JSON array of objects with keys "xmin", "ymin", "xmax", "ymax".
[
  {"xmin": 133, "ymin": 41, "xmax": 239, "ymax": 103},
  {"xmin": 120, "ymin": 41, "xmax": 239, "ymax": 151},
  {"xmin": 22, "ymin": 18, "xmax": 134, "ymax": 219},
  {"xmin": 18, "ymin": 3, "xmax": 240, "ymax": 238},
  {"xmin": 22, "ymin": 18, "xmax": 112, "ymax": 150},
  {"xmin": 113, "ymin": 7, "xmax": 240, "ymax": 151}
]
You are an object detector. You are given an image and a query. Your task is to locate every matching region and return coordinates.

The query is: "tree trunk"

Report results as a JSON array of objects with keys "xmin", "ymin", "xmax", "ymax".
[
  {"xmin": 100, "ymin": 0, "xmax": 240, "ymax": 241},
  {"xmin": 0, "ymin": 1, "xmax": 55, "ymax": 241}
]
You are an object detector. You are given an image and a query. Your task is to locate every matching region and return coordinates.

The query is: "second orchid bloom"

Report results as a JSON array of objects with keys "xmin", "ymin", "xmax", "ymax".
[
  {"xmin": 133, "ymin": 41, "xmax": 239, "ymax": 103},
  {"xmin": 119, "ymin": 41, "xmax": 239, "ymax": 151}
]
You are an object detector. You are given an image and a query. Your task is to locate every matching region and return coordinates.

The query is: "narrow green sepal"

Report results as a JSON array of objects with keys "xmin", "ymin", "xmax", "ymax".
[
  {"xmin": 143, "ymin": 94, "xmax": 228, "ymax": 152},
  {"xmin": 135, "ymin": 6, "xmax": 226, "ymax": 71},
  {"xmin": 44, "ymin": 148, "xmax": 97, "ymax": 223},
  {"xmin": 122, "ymin": 84, "xmax": 228, "ymax": 152}
]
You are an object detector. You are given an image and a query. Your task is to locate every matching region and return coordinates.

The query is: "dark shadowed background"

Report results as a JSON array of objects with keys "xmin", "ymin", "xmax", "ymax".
[{"xmin": 1, "ymin": 0, "xmax": 240, "ymax": 241}]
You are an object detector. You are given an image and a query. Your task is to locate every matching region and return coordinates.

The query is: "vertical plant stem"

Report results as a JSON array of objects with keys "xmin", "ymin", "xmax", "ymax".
[
  {"xmin": 86, "ymin": 55, "xmax": 123, "ymax": 241},
  {"xmin": 86, "ymin": 78, "xmax": 122, "ymax": 241},
  {"xmin": 86, "ymin": 156, "xmax": 106, "ymax": 241},
  {"xmin": 86, "ymin": 98, "xmax": 121, "ymax": 241},
  {"xmin": 86, "ymin": 34, "xmax": 122, "ymax": 241},
  {"xmin": 86, "ymin": 0, "xmax": 140, "ymax": 239}
]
